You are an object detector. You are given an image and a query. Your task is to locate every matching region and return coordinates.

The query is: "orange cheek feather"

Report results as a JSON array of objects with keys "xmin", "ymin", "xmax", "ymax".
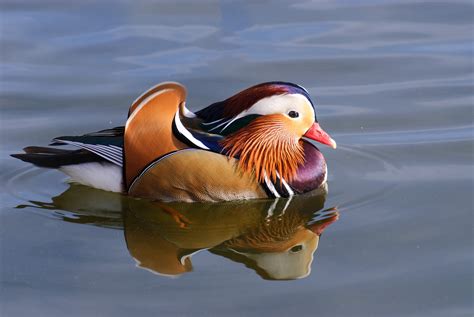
[{"xmin": 221, "ymin": 114, "xmax": 305, "ymax": 183}]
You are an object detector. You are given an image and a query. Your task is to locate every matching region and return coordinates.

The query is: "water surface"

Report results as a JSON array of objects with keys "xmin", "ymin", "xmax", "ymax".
[{"xmin": 1, "ymin": 1, "xmax": 473, "ymax": 316}]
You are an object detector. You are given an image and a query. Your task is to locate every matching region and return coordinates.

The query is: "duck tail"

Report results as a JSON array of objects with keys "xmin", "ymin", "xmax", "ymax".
[{"xmin": 11, "ymin": 146, "xmax": 105, "ymax": 168}]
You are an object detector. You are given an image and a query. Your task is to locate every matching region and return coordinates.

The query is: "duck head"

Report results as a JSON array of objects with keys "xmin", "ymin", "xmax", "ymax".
[{"xmin": 196, "ymin": 82, "xmax": 336, "ymax": 183}]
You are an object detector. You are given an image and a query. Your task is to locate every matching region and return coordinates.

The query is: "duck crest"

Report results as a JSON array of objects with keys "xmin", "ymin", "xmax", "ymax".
[
  {"xmin": 221, "ymin": 114, "xmax": 305, "ymax": 184},
  {"xmin": 196, "ymin": 82, "xmax": 312, "ymax": 123}
]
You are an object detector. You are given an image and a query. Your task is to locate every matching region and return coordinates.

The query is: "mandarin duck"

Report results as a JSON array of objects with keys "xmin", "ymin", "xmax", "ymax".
[{"xmin": 12, "ymin": 82, "xmax": 336, "ymax": 202}]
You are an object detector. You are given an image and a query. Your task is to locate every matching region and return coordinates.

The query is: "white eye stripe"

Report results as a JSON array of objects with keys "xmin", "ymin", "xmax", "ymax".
[{"xmin": 242, "ymin": 94, "xmax": 314, "ymax": 119}]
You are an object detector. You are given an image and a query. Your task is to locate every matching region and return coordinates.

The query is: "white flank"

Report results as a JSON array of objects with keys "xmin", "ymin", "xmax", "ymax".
[{"xmin": 60, "ymin": 162, "xmax": 124, "ymax": 193}]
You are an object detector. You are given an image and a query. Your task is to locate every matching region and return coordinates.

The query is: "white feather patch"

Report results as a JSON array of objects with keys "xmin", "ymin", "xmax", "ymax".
[
  {"xmin": 234, "ymin": 94, "xmax": 315, "ymax": 122},
  {"xmin": 60, "ymin": 162, "xmax": 124, "ymax": 193}
]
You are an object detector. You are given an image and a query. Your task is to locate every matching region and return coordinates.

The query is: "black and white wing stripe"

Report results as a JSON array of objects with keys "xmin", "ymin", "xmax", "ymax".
[
  {"xmin": 52, "ymin": 139, "xmax": 123, "ymax": 167},
  {"xmin": 261, "ymin": 171, "xmax": 295, "ymax": 198}
]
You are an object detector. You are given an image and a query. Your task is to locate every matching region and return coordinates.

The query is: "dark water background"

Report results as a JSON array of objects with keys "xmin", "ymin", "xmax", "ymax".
[{"xmin": 1, "ymin": 1, "xmax": 473, "ymax": 316}]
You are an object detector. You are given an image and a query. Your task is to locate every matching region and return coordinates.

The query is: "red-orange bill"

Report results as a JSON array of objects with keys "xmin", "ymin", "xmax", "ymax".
[{"xmin": 303, "ymin": 123, "xmax": 337, "ymax": 149}]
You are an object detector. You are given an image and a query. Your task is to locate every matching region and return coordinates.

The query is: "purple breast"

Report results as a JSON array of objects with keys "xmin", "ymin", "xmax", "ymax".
[{"xmin": 289, "ymin": 141, "xmax": 327, "ymax": 194}]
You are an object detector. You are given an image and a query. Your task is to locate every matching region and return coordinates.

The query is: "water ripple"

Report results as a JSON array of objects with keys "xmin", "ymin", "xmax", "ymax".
[{"xmin": 335, "ymin": 125, "xmax": 473, "ymax": 146}]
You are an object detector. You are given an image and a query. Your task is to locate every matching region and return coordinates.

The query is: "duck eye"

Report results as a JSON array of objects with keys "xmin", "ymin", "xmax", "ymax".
[
  {"xmin": 288, "ymin": 110, "xmax": 299, "ymax": 118},
  {"xmin": 290, "ymin": 245, "xmax": 303, "ymax": 253}
]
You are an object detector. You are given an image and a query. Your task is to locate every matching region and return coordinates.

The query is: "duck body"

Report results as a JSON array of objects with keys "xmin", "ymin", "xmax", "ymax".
[
  {"xmin": 128, "ymin": 141, "xmax": 326, "ymax": 202},
  {"xmin": 12, "ymin": 82, "xmax": 336, "ymax": 202}
]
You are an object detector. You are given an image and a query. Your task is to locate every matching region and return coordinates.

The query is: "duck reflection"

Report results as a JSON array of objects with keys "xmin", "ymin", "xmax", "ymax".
[{"xmin": 19, "ymin": 184, "xmax": 338, "ymax": 280}]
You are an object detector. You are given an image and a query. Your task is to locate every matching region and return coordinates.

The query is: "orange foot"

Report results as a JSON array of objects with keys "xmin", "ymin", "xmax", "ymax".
[{"xmin": 158, "ymin": 203, "xmax": 191, "ymax": 228}]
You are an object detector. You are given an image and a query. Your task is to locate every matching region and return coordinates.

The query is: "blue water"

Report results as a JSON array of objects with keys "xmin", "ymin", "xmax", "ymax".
[{"xmin": 1, "ymin": 1, "xmax": 473, "ymax": 316}]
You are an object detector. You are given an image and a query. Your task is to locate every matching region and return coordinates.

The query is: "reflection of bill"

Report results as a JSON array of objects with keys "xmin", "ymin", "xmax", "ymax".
[
  {"xmin": 20, "ymin": 184, "xmax": 338, "ymax": 281},
  {"xmin": 125, "ymin": 189, "xmax": 338, "ymax": 280}
]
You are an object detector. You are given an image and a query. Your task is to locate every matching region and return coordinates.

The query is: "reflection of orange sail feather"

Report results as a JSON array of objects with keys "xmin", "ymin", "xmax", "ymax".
[
  {"xmin": 124, "ymin": 83, "xmax": 189, "ymax": 187},
  {"xmin": 125, "ymin": 211, "xmax": 193, "ymax": 277}
]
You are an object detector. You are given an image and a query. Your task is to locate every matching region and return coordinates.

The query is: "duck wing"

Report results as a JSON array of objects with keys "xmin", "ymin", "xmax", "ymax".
[
  {"xmin": 52, "ymin": 127, "xmax": 124, "ymax": 166},
  {"xmin": 10, "ymin": 146, "xmax": 108, "ymax": 168},
  {"xmin": 124, "ymin": 82, "xmax": 190, "ymax": 187}
]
